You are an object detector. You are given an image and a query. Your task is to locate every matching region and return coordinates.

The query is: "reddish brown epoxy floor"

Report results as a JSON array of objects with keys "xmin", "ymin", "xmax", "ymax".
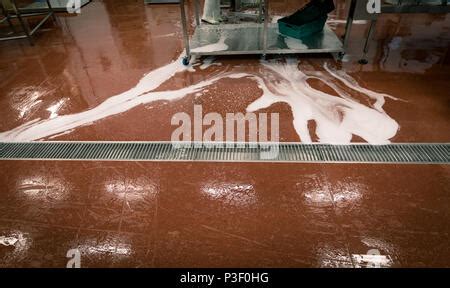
[
  {"xmin": 0, "ymin": 161, "xmax": 449, "ymax": 268},
  {"xmin": 0, "ymin": 0, "xmax": 449, "ymax": 267}
]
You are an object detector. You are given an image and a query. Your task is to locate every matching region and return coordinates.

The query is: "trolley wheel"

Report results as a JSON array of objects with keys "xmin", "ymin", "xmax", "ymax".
[
  {"xmin": 182, "ymin": 56, "xmax": 191, "ymax": 66},
  {"xmin": 338, "ymin": 52, "xmax": 345, "ymax": 61},
  {"xmin": 358, "ymin": 58, "xmax": 368, "ymax": 65}
]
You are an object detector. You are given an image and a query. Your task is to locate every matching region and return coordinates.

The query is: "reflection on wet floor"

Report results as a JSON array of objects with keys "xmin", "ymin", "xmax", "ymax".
[{"xmin": 0, "ymin": 0, "xmax": 449, "ymax": 267}]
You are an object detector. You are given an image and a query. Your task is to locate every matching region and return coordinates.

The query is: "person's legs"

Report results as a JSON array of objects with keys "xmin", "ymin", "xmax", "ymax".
[{"xmin": 202, "ymin": 0, "xmax": 221, "ymax": 24}]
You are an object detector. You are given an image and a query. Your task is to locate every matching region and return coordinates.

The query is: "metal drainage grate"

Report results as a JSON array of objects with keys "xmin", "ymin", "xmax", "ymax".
[{"xmin": 0, "ymin": 142, "xmax": 448, "ymax": 164}]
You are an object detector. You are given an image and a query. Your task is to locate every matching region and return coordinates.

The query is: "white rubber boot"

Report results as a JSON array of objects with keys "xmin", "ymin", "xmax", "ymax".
[{"xmin": 202, "ymin": 0, "xmax": 221, "ymax": 24}]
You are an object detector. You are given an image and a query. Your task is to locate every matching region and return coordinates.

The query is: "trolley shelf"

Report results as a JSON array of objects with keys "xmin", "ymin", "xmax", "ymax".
[
  {"xmin": 179, "ymin": 0, "xmax": 346, "ymax": 65},
  {"xmin": 189, "ymin": 23, "xmax": 343, "ymax": 56}
]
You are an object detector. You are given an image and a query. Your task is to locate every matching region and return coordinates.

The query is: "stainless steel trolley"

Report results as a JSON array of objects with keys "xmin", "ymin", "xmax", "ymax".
[{"xmin": 178, "ymin": 0, "xmax": 346, "ymax": 65}]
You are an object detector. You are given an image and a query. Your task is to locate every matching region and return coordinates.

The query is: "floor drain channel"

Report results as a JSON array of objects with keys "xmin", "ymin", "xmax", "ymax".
[{"xmin": 0, "ymin": 142, "xmax": 448, "ymax": 164}]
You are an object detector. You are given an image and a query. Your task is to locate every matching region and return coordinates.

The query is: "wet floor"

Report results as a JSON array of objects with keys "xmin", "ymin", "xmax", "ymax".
[
  {"xmin": 0, "ymin": 0, "xmax": 449, "ymax": 267},
  {"xmin": 0, "ymin": 161, "xmax": 448, "ymax": 267}
]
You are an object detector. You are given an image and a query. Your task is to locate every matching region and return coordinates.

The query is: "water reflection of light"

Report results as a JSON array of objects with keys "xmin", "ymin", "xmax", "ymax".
[
  {"xmin": 304, "ymin": 189, "xmax": 333, "ymax": 205},
  {"xmin": 381, "ymin": 31, "xmax": 443, "ymax": 74},
  {"xmin": 105, "ymin": 181, "xmax": 127, "ymax": 199},
  {"xmin": 352, "ymin": 252, "xmax": 393, "ymax": 268},
  {"xmin": 10, "ymin": 87, "xmax": 44, "ymax": 119},
  {"xmin": 17, "ymin": 175, "xmax": 69, "ymax": 201},
  {"xmin": 46, "ymin": 99, "xmax": 66, "ymax": 119},
  {"xmin": 105, "ymin": 177, "xmax": 157, "ymax": 206},
  {"xmin": 0, "ymin": 230, "xmax": 32, "ymax": 263},
  {"xmin": 333, "ymin": 190, "xmax": 361, "ymax": 203},
  {"xmin": 317, "ymin": 244, "xmax": 393, "ymax": 268},
  {"xmin": 351, "ymin": 237, "xmax": 396, "ymax": 268},
  {"xmin": 330, "ymin": 181, "xmax": 365, "ymax": 206},
  {"xmin": 201, "ymin": 183, "xmax": 256, "ymax": 207},
  {"xmin": 316, "ymin": 245, "xmax": 353, "ymax": 268},
  {"xmin": 361, "ymin": 237, "xmax": 396, "ymax": 253},
  {"xmin": 302, "ymin": 178, "xmax": 365, "ymax": 206},
  {"xmin": 77, "ymin": 235, "xmax": 132, "ymax": 257},
  {"xmin": 303, "ymin": 186, "xmax": 362, "ymax": 206},
  {"xmin": 0, "ymin": 236, "xmax": 18, "ymax": 246},
  {"xmin": 87, "ymin": 243, "xmax": 131, "ymax": 255}
]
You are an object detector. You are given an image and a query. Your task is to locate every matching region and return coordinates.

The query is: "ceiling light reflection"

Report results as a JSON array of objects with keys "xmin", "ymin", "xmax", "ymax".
[
  {"xmin": 17, "ymin": 175, "xmax": 69, "ymax": 202},
  {"xmin": 201, "ymin": 183, "xmax": 256, "ymax": 207}
]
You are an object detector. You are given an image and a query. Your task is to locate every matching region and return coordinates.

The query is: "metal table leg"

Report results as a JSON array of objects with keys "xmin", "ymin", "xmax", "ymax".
[
  {"xmin": 12, "ymin": 0, "xmax": 33, "ymax": 45},
  {"xmin": 46, "ymin": 0, "xmax": 57, "ymax": 22},
  {"xmin": 233, "ymin": 0, "xmax": 241, "ymax": 11},
  {"xmin": 342, "ymin": 0, "xmax": 356, "ymax": 52},
  {"xmin": 258, "ymin": 0, "xmax": 263, "ymax": 23},
  {"xmin": 0, "ymin": 3, "xmax": 16, "ymax": 33},
  {"xmin": 359, "ymin": 18, "xmax": 377, "ymax": 64},
  {"xmin": 262, "ymin": 0, "xmax": 269, "ymax": 57},
  {"xmin": 194, "ymin": 0, "xmax": 200, "ymax": 26},
  {"xmin": 180, "ymin": 0, "xmax": 191, "ymax": 65}
]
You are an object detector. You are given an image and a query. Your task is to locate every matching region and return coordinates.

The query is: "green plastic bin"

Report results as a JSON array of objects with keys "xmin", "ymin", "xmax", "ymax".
[{"xmin": 278, "ymin": 15, "xmax": 328, "ymax": 40}]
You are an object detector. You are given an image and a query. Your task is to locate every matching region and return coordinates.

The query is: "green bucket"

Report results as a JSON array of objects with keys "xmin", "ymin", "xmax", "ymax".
[{"xmin": 278, "ymin": 15, "xmax": 327, "ymax": 40}]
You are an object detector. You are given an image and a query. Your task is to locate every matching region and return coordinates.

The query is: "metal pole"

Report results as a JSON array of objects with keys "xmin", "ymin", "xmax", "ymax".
[
  {"xmin": 360, "ymin": 18, "xmax": 377, "ymax": 64},
  {"xmin": 45, "ymin": 0, "xmax": 57, "ymax": 22},
  {"xmin": 235, "ymin": 0, "xmax": 241, "ymax": 11},
  {"xmin": 0, "ymin": 2, "xmax": 16, "ymax": 33},
  {"xmin": 262, "ymin": 0, "xmax": 269, "ymax": 55},
  {"xmin": 194, "ymin": 0, "xmax": 200, "ymax": 26},
  {"xmin": 258, "ymin": 0, "xmax": 263, "ymax": 23},
  {"xmin": 343, "ymin": 0, "xmax": 356, "ymax": 51},
  {"xmin": 180, "ymin": 0, "xmax": 191, "ymax": 63},
  {"xmin": 12, "ymin": 0, "xmax": 33, "ymax": 45},
  {"xmin": 364, "ymin": 20, "xmax": 378, "ymax": 56}
]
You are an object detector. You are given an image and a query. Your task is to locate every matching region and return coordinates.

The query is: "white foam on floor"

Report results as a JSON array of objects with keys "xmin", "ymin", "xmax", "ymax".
[
  {"xmin": 0, "ymin": 58, "xmax": 248, "ymax": 142},
  {"xmin": 247, "ymin": 58, "xmax": 400, "ymax": 144},
  {"xmin": 199, "ymin": 56, "xmax": 222, "ymax": 70},
  {"xmin": 0, "ymin": 55, "xmax": 400, "ymax": 144}
]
